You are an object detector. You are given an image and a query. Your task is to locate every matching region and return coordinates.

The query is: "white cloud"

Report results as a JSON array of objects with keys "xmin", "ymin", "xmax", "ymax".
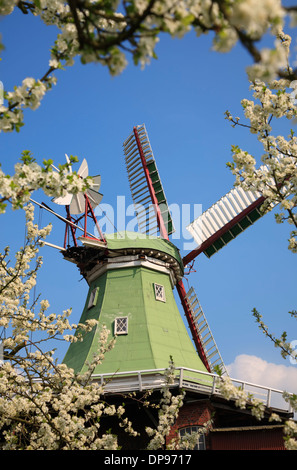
[{"xmin": 226, "ymin": 354, "xmax": 297, "ymax": 393}]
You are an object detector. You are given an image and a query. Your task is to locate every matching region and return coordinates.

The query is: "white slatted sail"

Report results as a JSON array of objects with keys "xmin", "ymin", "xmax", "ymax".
[
  {"xmin": 186, "ymin": 186, "xmax": 264, "ymax": 258},
  {"xmin": 186, "ymin": 154, "xmax": 296, "ymax": 260}
]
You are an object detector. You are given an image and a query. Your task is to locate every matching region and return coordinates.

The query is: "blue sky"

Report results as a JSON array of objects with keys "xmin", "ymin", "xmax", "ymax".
[{"xmin": 1, "ymin": 6, "xmax": 297, "ymax": 393}]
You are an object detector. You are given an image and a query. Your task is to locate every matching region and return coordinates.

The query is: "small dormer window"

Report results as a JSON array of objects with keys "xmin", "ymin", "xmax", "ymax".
[
  {"xmin": 88, "ymin": 287, "xmax": 99, "ymax": 309},
  {"xmin": 114, "ymin": 317, "xmax": 128, "ymax": 335},
  {"xmin": 154, "ymin": 283, "xmax": 166, "ymax": 302}
]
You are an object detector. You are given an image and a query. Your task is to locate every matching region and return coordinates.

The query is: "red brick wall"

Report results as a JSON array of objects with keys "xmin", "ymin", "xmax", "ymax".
[
  {"xmin": 166, "ymin": 401, "xmax": 286, "ymax": 450},
  {"xmin": 166, "ymin": 400, "xmax": 212, "ymax": 447}
]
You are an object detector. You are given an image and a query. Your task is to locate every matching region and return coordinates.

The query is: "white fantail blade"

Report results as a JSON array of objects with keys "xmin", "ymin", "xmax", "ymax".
[
  {"xmin": 52, "ymin": 157, "xmax": 89, "ymax": 208},
  {"xmin": 52, "ymin": 154, "xmax": 74, "ymax": 206},
  {"xmin": 86, "ymin": 189, "xmax": 103, "ymax": 209},
  {"xmin": 69, "ymin": 174, "xmax": 103, "ymax": 214},
  {"xmin": 65, "ymin": 154, "xmax": 72, "ymax": 173},
  {"xmin": 69, "ymin": 189, "xmax": 103, "ymax": 215},
  {"xmin": 77, "ymin": 158, "xmax": 88, "ymax": 178},
  {"xmin": 52, "ymin": 192, "xmax": 73, "ymax": 206},
  {"xmin": 52, "ymin": 155, "xmax": 103, "ymax": 214},
  {"xmin": 90, "ymin": 174, "xmax": 101, "ymax": 193},
  {"xmin": 69, "ymin": 193, "xmax": 86, "ymax": 215},
  {"xmin": 52, "ymin": 154, "xmax": 72, "ymax": 175}
]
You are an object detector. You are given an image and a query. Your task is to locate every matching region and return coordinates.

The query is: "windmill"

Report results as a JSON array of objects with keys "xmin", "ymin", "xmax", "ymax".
[
  {"xmin": 25, "ymin": 130, "xmax": 294, "ymax": 451},
  {"xmin": 43, "ymin": 125, "xmax": 275, "ymax": 379},
  {"xmin": 122, "ymin": 124, "xmax": 275, "ymax": 376},
  {"xmin": 43, "ymin": 150, "xmax": 212, "ymax": 377}
]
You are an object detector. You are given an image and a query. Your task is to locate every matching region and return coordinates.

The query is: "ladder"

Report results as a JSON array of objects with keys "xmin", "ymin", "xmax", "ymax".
[{"xmin": 185, "ymin": 286, "xmax": 228, "ymax": 376}]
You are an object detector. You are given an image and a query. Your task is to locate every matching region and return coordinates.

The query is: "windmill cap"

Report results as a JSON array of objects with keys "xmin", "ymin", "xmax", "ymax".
[
  {"xmin": 104, "ymin": 231, "xmax": 184, "ymax": 277},
  {"xmin": 64, "ymin": 231, "xmax": 184, "ymax": 282}
]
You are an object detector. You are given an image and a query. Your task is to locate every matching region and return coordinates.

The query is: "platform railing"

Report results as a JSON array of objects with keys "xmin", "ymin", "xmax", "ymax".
[{"xmin": 91, "ymin": 366, "xmax": 293, "ymax": 414}]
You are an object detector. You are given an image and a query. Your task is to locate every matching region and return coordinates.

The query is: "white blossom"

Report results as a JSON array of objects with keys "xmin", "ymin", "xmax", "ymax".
[
  {"xmin": 0, "ymin": 206, "xmax": 189, "ymax": 449},
  {"xmin": 1, "ymin": 0, "xmax": 295, "ymax": 133},
  {"xmin": 229, "ymin": 0, "xmax": 284, "ymax": 39}
]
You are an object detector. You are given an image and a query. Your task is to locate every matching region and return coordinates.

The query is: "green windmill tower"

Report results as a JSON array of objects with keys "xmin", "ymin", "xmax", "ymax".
[
  {"xmin": 44, "ymin": 124, "xmax": 272, "ymax": 382},
  {"xmin": 62, "ymin": 232, "xmax": 209, "ymax": 376}
]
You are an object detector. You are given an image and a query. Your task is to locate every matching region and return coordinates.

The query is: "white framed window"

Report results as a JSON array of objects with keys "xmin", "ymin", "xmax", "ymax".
[
  {"xmin": 154, "ymin": 283, "xmax": 166, "ymax": 302},
  {"xmin": 114, "ymin": 317, "xmax": 128, "ymax": 335},
  {"xmin": 88, "ymin": 287, "xmax": 99, "ymax": 309},
  {"xmin": 179, "ymin": 426, "xmax": 206, "ymax": 450}
]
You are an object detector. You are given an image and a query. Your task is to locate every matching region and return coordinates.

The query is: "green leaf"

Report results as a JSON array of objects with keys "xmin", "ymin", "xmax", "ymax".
[
  {"xmin": 20, "ymin": 150, "xmax": 35, "ymax": 165},
  {"xmin": 181, "ymin": 14, "xmax": 195, "ymax": 26},
  {"xmin": 43, "ymin": 159, "xmax": 54, "ymax": 171}
]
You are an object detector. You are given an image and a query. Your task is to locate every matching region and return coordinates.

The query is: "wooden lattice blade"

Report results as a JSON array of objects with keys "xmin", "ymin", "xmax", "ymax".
[{"xmin": 123, "ymin": 124, "xmax": 175, "ymax": 238}]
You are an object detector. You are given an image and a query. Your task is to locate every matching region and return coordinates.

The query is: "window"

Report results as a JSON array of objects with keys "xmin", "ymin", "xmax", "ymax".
[
  {"xmin": 154, "ymin": 283, "xmax": 166, "ymax": 302},
  {"xmin": 179, "ymin": 426, "xmax": 206, "ymax": 450},
  {"xmin": 88, "ymin": 287, "xmax": 99, "ymax": 309},
  {"xmin": 114, "ymin": 317, "xmax": 128, "ymax": 335}
]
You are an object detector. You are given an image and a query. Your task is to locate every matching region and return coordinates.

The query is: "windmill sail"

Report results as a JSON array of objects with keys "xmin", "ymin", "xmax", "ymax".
[
  {"xmin": 184, "ymin": 151, "xmax": 297, "ymax": 264},
  {"xmin": 184, "ymin": 186, "xmax": 266, "ymax": 264},
  {"xmin": 123, "ymin": 124, "xmax": 174, "ymax": 238}
]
